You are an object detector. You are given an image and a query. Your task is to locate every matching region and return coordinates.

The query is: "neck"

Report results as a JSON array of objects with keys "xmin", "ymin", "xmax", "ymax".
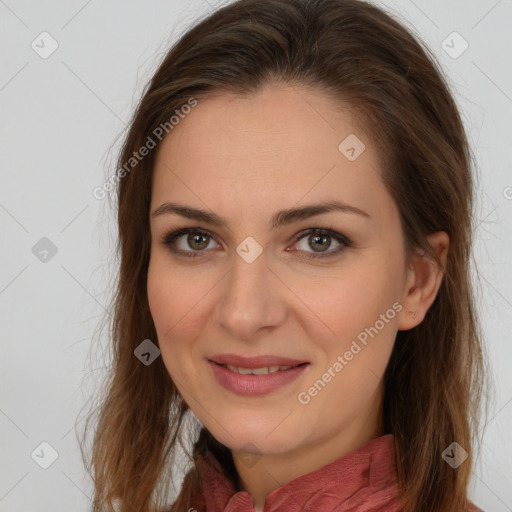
[{"xmin": 232, "ymin": 387, "xmax": 385, "ymax": 510}]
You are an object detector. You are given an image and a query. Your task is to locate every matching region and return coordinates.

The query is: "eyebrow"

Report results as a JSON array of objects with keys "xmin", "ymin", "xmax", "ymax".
[{"xmin": 151, "ymin": 200, "xmax": 370, "ymax": 230}]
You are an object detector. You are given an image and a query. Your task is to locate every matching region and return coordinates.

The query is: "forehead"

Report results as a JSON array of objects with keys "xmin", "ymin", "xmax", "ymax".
[{"xmin": 150, "ymin": 83, "xmax": 395, "ymax": 225}]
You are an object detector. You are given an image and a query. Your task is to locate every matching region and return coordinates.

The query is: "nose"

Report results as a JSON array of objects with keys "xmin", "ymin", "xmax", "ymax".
[{"xmin": 214, "ymin": 245, "xmax": 287, "ymax": 340}]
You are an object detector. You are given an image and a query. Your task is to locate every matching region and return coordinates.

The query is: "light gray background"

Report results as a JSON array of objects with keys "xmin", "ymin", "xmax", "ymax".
[{"xmin": 1, "ymin": 0, "xmax": 511, "ymax": 510}]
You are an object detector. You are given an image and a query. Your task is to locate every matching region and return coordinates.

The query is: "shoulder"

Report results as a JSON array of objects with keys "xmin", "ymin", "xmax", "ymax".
[{"xmin": 467, "ymin": 501, "xmax": 484, "ymax": 512}]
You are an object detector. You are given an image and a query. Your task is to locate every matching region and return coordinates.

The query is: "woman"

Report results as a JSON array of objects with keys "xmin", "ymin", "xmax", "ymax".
[{"xmin": 83, "ymin": 0, "xmax": 487, "ymax": 510}]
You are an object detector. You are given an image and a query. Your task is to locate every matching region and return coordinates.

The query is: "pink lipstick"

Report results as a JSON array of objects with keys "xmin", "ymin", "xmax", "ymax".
[{"xmin": 208, "ymin": 353, "xmax": 309, "ymax": 396}]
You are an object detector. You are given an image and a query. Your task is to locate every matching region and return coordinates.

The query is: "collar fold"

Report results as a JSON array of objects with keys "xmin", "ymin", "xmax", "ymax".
[{"xmin": 196, "ymin": 434, "xmax": 403, "ymax": 512}]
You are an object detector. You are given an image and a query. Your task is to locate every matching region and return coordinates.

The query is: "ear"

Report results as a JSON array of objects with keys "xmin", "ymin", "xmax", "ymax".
[{"xmin": 397, "ymin": 231, "xmax": 449, "ymax": 331}]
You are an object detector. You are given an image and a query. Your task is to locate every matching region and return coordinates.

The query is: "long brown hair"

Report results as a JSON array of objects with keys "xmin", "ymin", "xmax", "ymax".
[{"xmin": 81, "ymin": 0, "xmax": 490, "ymax": 510}]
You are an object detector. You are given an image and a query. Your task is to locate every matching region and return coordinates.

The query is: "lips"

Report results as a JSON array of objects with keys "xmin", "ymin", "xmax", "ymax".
[{"xmin": 207, "ymin": 353, "xmax": 310, "ymax": 396}]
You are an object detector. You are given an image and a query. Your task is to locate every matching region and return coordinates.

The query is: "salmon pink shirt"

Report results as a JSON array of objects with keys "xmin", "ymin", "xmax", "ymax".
[{"xmin": 184, "ymin": 434, "xmax": 483, "ymax": 512}]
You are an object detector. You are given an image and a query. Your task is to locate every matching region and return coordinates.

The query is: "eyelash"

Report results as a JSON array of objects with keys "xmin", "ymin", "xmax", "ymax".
[{"xmin": 159, "ymin": 226, "xmax": 352, "ymax": 260}]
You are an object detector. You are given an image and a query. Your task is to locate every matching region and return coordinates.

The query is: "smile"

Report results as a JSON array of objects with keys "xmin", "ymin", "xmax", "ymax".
[{"xmin": 208, "ymin": 360, "xmax": 309, "ymax": 396}]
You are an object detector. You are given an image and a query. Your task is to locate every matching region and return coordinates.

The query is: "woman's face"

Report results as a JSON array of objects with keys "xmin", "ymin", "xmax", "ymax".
[{"xmin": 147, "ymin": 83, "xmax": 413, "ymax": 457}]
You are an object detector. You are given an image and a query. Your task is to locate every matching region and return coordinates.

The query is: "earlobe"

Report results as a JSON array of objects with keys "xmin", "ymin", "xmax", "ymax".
[{"xmin": 397, "ymin": 231, "xmax": 450, "ymax": 331}]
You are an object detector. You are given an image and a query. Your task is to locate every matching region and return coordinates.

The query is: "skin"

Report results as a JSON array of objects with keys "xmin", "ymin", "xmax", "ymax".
[{"xmin": 147, "ymin": 82, "xmax": 449, "ymax": 511}]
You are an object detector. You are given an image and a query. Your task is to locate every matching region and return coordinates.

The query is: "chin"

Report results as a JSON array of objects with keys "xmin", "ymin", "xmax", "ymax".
[{"xmin": 209, "ymin": 422, "xmax": 302, "ymax": 456}]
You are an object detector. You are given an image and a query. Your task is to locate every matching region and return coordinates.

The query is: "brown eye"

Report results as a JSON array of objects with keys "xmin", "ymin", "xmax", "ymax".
[
  {"xmin": 308, "ymin": 233, "xmax": 331, "ymax": 252},
  {"xmin": 186, "ymin": 232, "xmax": 210, "ymax": 250},
  {"xmin": 290, "ymin": 228, "xmax": 351, "ymax": 259},
  {"xmin": 161, "ymin": 228, "xmax": 219, "ymax": 258}
]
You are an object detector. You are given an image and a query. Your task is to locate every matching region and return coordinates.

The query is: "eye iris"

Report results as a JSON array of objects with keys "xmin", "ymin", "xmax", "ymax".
[
  {"xmin": 188, "ymin": 232, "xmax": 209, "ymax": 250},
  {"xmin": 310, "ymin": 233, "xmax": 330, "ymax": 252}
]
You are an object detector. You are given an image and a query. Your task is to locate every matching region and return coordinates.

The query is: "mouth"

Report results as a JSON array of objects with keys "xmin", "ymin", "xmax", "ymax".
[{"xmin": 207, "ymin": 354, "xmax": 310, "ymax": 396}]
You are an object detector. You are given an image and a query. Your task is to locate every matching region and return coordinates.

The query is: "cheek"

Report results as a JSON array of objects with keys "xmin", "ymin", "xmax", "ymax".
[
  {"xmin": 147, "ymin": 259, "xmax": 173, "ymax": 333},
  {"xmin": 290, "ymin": 260, "xmax": 401, "ymax": 349},
  {"xmin": 147, "ymin": 252, "xmax": 201, "ymax": 335},
  {"xmin": 290, "ymin": 256, "xmax": 401, "ymax": 410},
  {"xmin": 147, "ymin": 256, "xmax": 190, "ymax": 368},
  {"xmin": 147, "ymin": 253, "xmax": 213, "ymax": 378}
]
